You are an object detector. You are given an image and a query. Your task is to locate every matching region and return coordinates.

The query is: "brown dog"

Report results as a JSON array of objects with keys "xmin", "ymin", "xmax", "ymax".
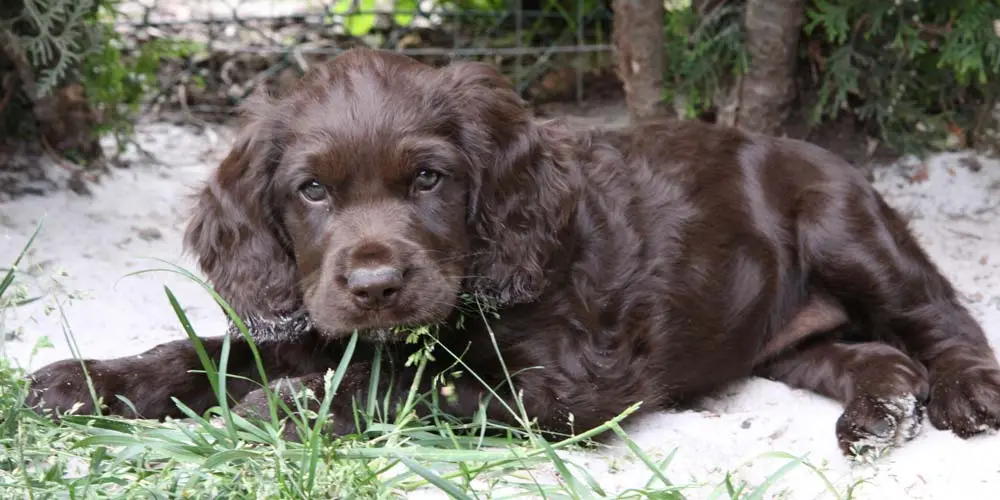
[{"xmin": 26, "ymin": 49, "xmax": 1000, "ymax": 456}]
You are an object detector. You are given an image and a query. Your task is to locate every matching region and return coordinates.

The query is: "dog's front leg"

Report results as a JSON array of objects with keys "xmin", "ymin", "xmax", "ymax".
[
  {"xmin": 24, "ymin": 334, "xmax": 322, "ymax": 421},
  {"xmin": 232, "ymin": 357, "xmax": 608, "ymax": 443}
]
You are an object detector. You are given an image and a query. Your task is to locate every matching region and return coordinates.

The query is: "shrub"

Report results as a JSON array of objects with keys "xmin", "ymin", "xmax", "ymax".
[
  {"xmin": 662, "ymin": 0, "xmax": 1000, "ymax": 157},
  {"xmin": 1, "ymin": 0, "xmax": 194, "ymax": 162}
]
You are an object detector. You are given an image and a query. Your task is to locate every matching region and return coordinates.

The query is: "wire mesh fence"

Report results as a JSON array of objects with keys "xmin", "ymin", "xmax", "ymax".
[{"xmin": 113, "ymin": 0, "xmax": 617, "ymax": 119}]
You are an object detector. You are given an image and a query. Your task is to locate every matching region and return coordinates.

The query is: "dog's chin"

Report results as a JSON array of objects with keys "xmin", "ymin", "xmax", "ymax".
[
  {"xmin": 311, "ymin": 309, "xmax": 450, "ymax": 344},
  {"xmin": 304, "ymin": 282, "xmax": 462, "ymax": 343}
]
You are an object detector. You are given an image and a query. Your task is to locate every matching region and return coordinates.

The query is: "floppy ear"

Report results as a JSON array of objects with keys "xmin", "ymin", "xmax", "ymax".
[
  {"xmin": 183, "ymin": 94, "xmax": 300, "ymax": 320},
  {"xmin": 440, "ymin": 61, "xmax": 580, "ymax": 307}
]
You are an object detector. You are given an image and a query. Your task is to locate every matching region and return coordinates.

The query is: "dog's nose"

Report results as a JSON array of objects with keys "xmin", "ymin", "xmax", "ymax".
[{"xmin": 347, "ymin": 266, "xmax": 404, "ymax": 309}]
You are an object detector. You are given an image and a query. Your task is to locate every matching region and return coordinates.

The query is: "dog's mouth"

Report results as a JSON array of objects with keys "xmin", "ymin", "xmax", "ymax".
[
  {"xmin": 299, "ymin": 264, "xmax": 464, "ymax": 343},
  {"xmin": 226, "ymin": 310, "xmax": 314, "ymax": 343},
  {"xmin": 226, "ymin": 309, "xmax": 442, "ymax": 345},
  {"xmin": 353, "ymin": 322, "xmax": 442, "ymax": 343},
  {"xmin": 302, "ymin": 297, "xmax": 454, "ymax": 343}
]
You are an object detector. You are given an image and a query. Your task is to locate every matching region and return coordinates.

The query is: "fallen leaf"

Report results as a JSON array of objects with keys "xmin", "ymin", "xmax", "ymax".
[
  {"xmin": 908, "ymin": 164, "xmax": 930, "ymax": 183},
  {"xmin": 947, "ymin": 122, "xmax": 967, "ymax": 149}
]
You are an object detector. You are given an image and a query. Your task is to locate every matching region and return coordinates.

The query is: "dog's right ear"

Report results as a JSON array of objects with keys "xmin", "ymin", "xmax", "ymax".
[{"xmin": 183, "ymin": 93, "xmax": 300, "ymax": 320}]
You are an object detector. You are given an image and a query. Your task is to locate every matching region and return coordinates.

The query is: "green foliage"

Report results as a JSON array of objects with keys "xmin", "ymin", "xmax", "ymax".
[
  {"xmin": 662, "ymin": 1, "xmax": 1000, "ymax": 156},
  {"xmin": 445, "ymin": 0, "xmax": 508, "ymax": 10},
  {"xmin": 394, "ymin": 0, "xmax": 422, "ymax": 26},
  {"xmin": 329, "ymin": 0, "xmax": 601, "ymax": 42},
  {"xmin": 661, "ymin": 3, "xmax": 749, "ymax": 119},
  {"xmin": 0, "ymin": 223, "xmax": 45, "ymax": 349},
  {"xmin": 0, "ymin": 237, "xmax": 862, "ymax": 499},
  {"xmin": 13, "ymin": 0, "xmax": 97, "ymax": 99},
  {"xmin": 80, "ymin": 1, "xmax": 198, "ymax": 148},
  {"xmin": 805, "ymin": 0, "xmax": 1000, "ymax": 154},
  {"xmin": 331, "ymin": 0, "xmax": 380, "ymax": 36},
  {"xmin": 329, "ymin": 0, "xmax": 428, "ymax": 37},
  {"xmin": 7, "ymin": 0, "xmax": 197, "ymax": 150}
]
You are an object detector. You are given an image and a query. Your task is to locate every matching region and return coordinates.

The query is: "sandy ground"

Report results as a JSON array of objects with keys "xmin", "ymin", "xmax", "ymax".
[{"xmin": 3, "ymin": 106, "xmax": 1000, "ymax": 498}]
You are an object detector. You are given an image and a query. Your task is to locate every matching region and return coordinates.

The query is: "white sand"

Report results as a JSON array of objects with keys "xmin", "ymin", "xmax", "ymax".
[{"xmin": 2, "ymin": 116, "xmax": 999, "ymax": 498}]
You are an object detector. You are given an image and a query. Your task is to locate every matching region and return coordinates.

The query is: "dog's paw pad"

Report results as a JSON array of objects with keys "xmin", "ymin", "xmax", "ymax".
[
  {"xmin": 836, "ymin": 392, "xmax": 924, "ymax": 459},
  {"xmin": 928, "ymin": 366, "xmax": 1000, "ymax": 438}
]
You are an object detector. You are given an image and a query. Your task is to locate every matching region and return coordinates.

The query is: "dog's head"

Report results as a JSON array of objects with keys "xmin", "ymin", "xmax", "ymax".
[{"xmin": 184, "ymin": 49, "xmax": 579, "ymax": 341}]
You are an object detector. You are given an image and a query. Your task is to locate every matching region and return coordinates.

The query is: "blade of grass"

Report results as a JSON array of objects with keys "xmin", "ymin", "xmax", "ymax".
[
  {"xmin": 608, "ymin": 422, "xmax": 684, "ymax": 497},
  {"xmin": 749, "ymin": 451, "xmax": 843, "ymax": 500},
  {"xmin": 394, "ymin": 453, "xmax": 475, "ymax": 500},
  {"xmin": 743, "ymin": 456, "xmax": 803, "ymax": 500},
  {"xmin": 203, "ymin": 449, "xmax": 263, "ymax": 469},
  {"xmin": 536, "ymin": 436, "xmax": 600, "ymax": 499},
  {"xmin": 304, "ymin": 330, "xmax": 359, "ymax": 492},
  {"xmin": 128, "ymin": 261, "xmax": 280, "ymax": 424},
  {"xmin": 52, "ymin": 298, "xmax": 103, "ymax": 418},
  {"xmin": 0, "ymin": 220, "xmax": 43, "ymax": 299},
  {"xmin": 163, "ymin": 286, "xmax": 221, "ymax": 401}
]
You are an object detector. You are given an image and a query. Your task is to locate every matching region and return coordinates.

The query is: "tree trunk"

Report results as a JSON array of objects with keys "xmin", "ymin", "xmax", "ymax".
[
  {"xmin": 729, "ymin": 0, "xmax": 805, "ymax": 134},
  {"xmin": 612, "ymin": 0, "xmax": 666, "ymax": 122}
]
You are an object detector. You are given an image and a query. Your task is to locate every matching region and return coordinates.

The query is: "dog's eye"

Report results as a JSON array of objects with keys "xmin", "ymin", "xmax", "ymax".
[
  {"xmin": 413, "ymin": 169, "xmax": 442, "ymax": 192},
  {"xmin": 299, "ymin": 180, "xmax": 328, "ymax": 202}
]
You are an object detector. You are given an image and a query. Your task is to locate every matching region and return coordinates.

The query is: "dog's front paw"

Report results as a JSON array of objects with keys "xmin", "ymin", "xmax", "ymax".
[
  {"xmin": 229, "ymin": 387, "xmax": 306, "ymax": 442},
  {"xmin": 927, "ymin": 364, "xmax": 1000, "ymax": 438},
  {"xmin": 231, "ymin": 386, "xmax": 274, "ymax": 421},
  {"xmin": 231, "ymin": 379, "xmax": 361, "ymax": 441},
  {"xmin": 25, "ymin": 359, "xmax": 107, "ymax": 417},
  {"xmin": 835, "ymin": 392, "xmax": 925, "ymax": 457}
]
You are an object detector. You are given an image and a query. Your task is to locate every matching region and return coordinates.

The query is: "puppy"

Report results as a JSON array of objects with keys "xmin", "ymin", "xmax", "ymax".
[{"xmin": 26, "ymin": 49, "xmax": 1000, "ymax": 456}]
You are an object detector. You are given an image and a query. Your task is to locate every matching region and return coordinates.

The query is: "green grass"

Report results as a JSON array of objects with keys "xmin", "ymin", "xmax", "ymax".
[{"xmin": 0, "ymin": 226, "xmax": 863, "ymax": 499}]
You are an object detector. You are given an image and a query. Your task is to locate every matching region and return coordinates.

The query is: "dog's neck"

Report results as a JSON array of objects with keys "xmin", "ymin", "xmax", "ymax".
[
  {"xmin": 223, "ymin": 292, "xmax": 504, "ymax": 344},
  {"xmin": 224, "ymin": 310, "xmax": 445, "ymax": 345},
  {"xmin": 225, "ymin": 309, "xmax": 314, "ymax": 343}
]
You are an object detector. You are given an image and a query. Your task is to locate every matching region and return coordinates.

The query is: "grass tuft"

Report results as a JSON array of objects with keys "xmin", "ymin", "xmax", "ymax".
[{"xmin": 0, "ymin": 226, "xmax": 862, "ymax": 499}]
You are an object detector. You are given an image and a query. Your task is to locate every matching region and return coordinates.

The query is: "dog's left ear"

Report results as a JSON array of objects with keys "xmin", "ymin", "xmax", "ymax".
[{"xmin": 439, "ymin": 61, "xmax": 579, "ymax": 306}]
